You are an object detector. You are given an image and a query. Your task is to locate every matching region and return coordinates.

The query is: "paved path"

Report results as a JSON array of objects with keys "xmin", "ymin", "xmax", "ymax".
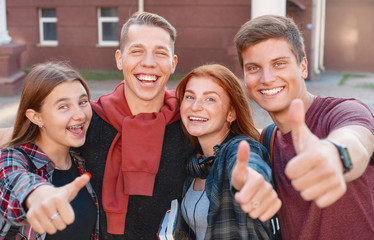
[{"xmin": 1, "ymin": 72, "xmax": 374, "ymax": 129}]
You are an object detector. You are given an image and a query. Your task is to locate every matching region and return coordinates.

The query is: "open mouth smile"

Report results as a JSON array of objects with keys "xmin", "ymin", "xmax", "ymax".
[
  {"xmin": 188, "ymin": 116, "xmax": 208, "ymax": 122},
  {"xmin": 67, "ymin": 123, "xmax": 85, "ymax": 134},
  {"xmin": 136, "ymin": 74, "xmax": 159, "ymax": 85},
  {"xmin": 260, "ymin": 87, "xmax": 284, "ymax": 96}
]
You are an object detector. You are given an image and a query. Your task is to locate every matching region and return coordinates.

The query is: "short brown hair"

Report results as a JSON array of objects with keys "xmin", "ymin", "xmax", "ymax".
[
  {"xmin": 234, "ymin": 15, "xmax": 306, "ymax": 68},
  {"xmin": 176, "ymin": 64, "xmax": 259, "ymax": 149},
  {"xmin": 119, "ymin": 11, "xmax": 176, "ymax": 53},
  {"xmin": 8, "ymin": 61, "xmax": 90, "ymax": 147}
]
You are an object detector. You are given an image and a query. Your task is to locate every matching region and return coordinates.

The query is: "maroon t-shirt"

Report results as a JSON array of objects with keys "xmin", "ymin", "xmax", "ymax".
[{"xmin": 274, "ymin": 96, "xmax": 374, "ymax": 240}]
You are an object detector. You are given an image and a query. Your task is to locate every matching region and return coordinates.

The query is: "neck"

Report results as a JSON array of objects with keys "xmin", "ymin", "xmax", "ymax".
[
  {"xmin": 124, "ymin": 87, "xmax": 165, "ymax": 115},
  {"xmin": 270, "ymin": 92, "xmax": 315, "ymax": 134},
  {"xmin": 198, "ymin": 129, "xmax": 230, "ymax": 157},
  {"xmin": 35, "ymin": 138, "xmax": 72, "ymax": 170}
]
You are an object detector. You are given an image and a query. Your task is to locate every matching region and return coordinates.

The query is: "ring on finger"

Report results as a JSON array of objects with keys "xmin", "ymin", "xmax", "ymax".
[
  {"xmin": 252, "ymin": 200, "xmax": 261, "ymax": 209},
  {"xmin": 49, "ymin": 212, "xmax": 60, "ymax": 221}
]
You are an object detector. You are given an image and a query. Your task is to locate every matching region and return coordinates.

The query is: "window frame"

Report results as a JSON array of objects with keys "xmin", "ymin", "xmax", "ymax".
[
  {"xmin": 97, "ymin": 7, "xmax": 119, "ymax": 47},
  {"xmin": 38, "ymin": 8, "xmax": 58, "ymax": 46}
]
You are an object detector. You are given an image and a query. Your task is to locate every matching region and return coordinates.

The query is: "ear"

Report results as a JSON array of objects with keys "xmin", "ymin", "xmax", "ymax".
[
  {"xmin": 227, "ymin": 107, "xmax": 237, "ymax": 123},
  {"xmin": 300, "ymin": 57, "xmax": 308, "ymax": 79},
  {"xmin": 170, "ymin": 55, "xmax": 178, "ymax": 74},
  {"xmin": 115, "ymin": 49, "xmax": 123, "ymax": 70},
  {"xmin": 25, "ymin": 109, "xmax": 43, "ymax": 128}
]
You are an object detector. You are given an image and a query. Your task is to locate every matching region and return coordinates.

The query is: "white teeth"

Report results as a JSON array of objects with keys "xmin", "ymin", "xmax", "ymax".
[
  {"xmin": 189, "ymin": 116, "xmax": 208, "ymax": 121},
  {"xmin": 67, "ymin": 124, "xmax": 84, "ymax": 129},
  {"xmin": 137, "ymin": 74, "xmax": 157, "ymax": 81},
  {"xmin": 261, "ymin": 87, "xmax": 283, "ymax": 95}
]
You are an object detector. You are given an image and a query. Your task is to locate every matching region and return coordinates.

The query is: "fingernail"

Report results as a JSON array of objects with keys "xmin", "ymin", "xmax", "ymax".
[{"xmin": 84, "ymin": 172, "xmax": 91, "ymax": 179}]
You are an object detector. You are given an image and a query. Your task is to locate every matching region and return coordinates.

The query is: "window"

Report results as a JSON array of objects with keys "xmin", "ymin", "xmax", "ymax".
[
  {"xmin": 39, "ymin": 8, "xmax": 58, "ymax": 46},
  {"xmin": 98, "ymin": 7, "xmax": 119, "ymax": 46}
]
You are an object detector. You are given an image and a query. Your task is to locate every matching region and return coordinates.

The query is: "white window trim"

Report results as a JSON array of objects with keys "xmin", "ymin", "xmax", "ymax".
[
  {"xmin": 97, "ymin": 8, "xmax": 119, "ymax": 47},
  {"xmin": 39, "ymin": 8, "xmax": 58, "ymax": 46}
]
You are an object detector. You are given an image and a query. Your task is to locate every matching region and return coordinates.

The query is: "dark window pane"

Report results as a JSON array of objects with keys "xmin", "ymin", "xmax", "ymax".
[
  {"xmin": 43, "ymin": 22, "xmax": 57, "ymax": 41},
  {"xmin": 42, "ymin": 8, "xmax": 56, "ymax": 17},
  {"xmin": 100, "ymin": 8, "xmax": 117, "ymax": 17},
  {"xmin": 102, "ymin": 22, "xmax": 118, "ymax": 41}
]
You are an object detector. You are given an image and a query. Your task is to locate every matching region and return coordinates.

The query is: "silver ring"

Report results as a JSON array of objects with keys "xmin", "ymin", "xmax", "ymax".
[
  {"xmin": 49, "ymin": 212, "xmax": 60, "ymax": 221},
  {"xmin": 252, "ymin": 200, "xmax": 261, "ymax": 209}
]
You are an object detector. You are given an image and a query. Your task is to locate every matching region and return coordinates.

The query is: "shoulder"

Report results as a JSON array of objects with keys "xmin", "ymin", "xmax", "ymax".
[
  {"xmin": 223, "ymin": 136, "xmax": 267, "ymax": 155},
  {"xmin": 307, "ymin": 96, "xmax": 374, "ymax": 134}
]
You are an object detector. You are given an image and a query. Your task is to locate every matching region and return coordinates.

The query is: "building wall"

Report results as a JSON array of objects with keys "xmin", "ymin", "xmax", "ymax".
[
  {"xmin": 7, "ymin": 0, "xmax": 372, "ymax": 75},
  {"xmin": 324, "ymin": 0, "xmax": 374, "ymax": 73}
]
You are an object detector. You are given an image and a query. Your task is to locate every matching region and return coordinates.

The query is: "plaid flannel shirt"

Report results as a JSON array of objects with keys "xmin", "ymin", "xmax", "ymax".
[
  {"xmin": 184, "ymin": 135, "xmax": 274, "ymax": 239},
  {"xmin": 0, "ymin": 143, "xmax": 99, "ymax": 240}
]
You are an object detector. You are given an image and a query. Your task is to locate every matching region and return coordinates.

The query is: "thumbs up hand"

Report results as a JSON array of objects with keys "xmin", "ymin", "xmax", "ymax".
[
  {"xmin": 232, "ymin": 140, "xmax": 281, "ymax": 222},
  {"xmin": 285, "ymin": 99, "xmax": 346, "ymax": 208},
  {"xmin": 25, "ymin": 172, "xmax": 91, "ymax": 234}
]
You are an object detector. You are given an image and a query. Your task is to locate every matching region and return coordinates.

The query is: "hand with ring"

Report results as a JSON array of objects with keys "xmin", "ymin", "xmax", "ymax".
[
  {"xmin": 49, "ymin": 212, "xmax": 60, "ymax": 221},
  {"xmin": 25, "ymin": 173, "xmax": 91, "ymax": 235},
  {"xmin": 231, "ymin": 141, "xmax": 282, "ymax": 222}
]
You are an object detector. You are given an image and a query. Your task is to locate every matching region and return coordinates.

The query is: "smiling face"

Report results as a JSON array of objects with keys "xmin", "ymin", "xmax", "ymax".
[
  {"xmin": 115, "ymin": 24, "xmax": 178, "ymax": 113},
  {"xmin": 180, "ymin": 76, "xmax": 235, "ymax": 149},
  {"xmin": 31, "ymin": 80, "xmax": 92, "ymax": 151},
  {"xmin": 242, "ymin": 38, "xmax": 308, "ymax": 118}
]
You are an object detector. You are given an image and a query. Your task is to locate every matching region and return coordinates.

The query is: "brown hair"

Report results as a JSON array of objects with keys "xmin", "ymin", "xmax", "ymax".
[
  {"xmin": 234, "ymin": 15, "xmax": 306, "ymax": 68},
  {"xmin": 176, "ymin": 64, "xmax": 259, "ymax": 149},
  {"xmin": 7, "ymin": 61, "xmax": 90, "ymax": 147},
  {"xmin": 119, "ymin": 11, "xmax": 176, "ymax": 53}
]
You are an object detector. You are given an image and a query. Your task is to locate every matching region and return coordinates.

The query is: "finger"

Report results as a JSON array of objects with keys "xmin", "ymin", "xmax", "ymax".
[
  {"xmin": 285, "ymin": 152, "xmax": 316, "ymax": 180},
  {"xmin": 315, "ymin": 183, "xmax": 347, "ymax": 208},
  {"xmin": 300, "ymin": 174, "xmax": 346, "ymax": 203},
  {"xmin": 232, "ymin": 141, "xmax": 251, "ymax": 190},
  {"xmin": 65, "ymin": 172, "xmax": 91, "ymax": 202},
  {"xmin": 48, "ymin": 212, "xmax": 68, "ymax": 231},
  {"xmin": 246, "ymin": 182, "xmax": 273, "ymax": 219},
  {"xmin": 27, "ymin": 212, "xmax": 45, "ymax": 234},
  {"xmin": 288, "ymin": 99, "xmax": 309, "ymax": 153},
  {"xmin": 56, "ymin": 201, "xmax": 75, "ymax": 225},
  {"xmin": 290, "ymin": 158, "xmax": 333, "ymax": 191},
  {"xmin": 36, "ymin": 209, "xmax": 58, "ymax": 235},
  {"xmin": 234, "ymin": 168, "xmax": 262, "ymax": 206},
  {"xmin": 258, "ymin": 198, "xmax": 282, "ymax": 222}
]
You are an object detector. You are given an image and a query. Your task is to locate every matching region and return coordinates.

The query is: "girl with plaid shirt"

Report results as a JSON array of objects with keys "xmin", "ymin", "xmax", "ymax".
[{"xmin": 0, "ymin": 62, "xmax": 98, "ymax": 240}]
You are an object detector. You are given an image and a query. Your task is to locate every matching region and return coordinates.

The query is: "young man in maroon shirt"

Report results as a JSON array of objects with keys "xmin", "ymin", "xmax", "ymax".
[{"xmin": 235, "ymin": 15, "xmax": 374, "ymax": 239}]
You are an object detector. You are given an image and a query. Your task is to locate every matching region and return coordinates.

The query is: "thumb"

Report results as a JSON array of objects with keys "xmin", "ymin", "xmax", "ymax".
[
  {"xmin": 232, "ymin": 140, "xmax": 251, "ymax": 191},
  {"xmin": 64, "ymin": 172, "xmax": 91, "ymax": 202},
  {"xmin": 288, "ymin": 99, "xmax": 310, "ymax": 153}
]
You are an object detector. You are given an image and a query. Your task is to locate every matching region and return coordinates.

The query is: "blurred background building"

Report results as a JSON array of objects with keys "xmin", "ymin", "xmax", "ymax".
[{"xmin": 3, "ymin": 0, "xmax": 374, "ymax": 79}]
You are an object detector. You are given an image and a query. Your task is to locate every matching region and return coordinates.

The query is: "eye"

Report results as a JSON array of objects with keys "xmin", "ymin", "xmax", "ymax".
[
  {"xmin": 275, "ymin": 61, "xmax": 286, "ymax": 67},
  {"xmin": 130, "ymin": 49, "xmax": 143, "ymax": 54},
  {"xmin": 185, "ymin": 95, "xmax": 194, "ymax": 100},
  {"xmin": 80, "ymin": 99, "xmax": 89, "ymax": 105},
  {"xmin": 58, "ymin": 104, "xmax": 68, "ymax": 110},
  {"xmin": 156, "ymin": 51, "xmax": 168, "ymax": 56},
  {"xmin": 206, "ymin": 97, "xmax": 216, "ymax": 102},
  {"xmin": 246, "ymin": 65, "xmax": 259, "ymax": 73}
]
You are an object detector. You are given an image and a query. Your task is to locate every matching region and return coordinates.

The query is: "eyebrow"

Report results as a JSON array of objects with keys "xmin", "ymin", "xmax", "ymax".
[
  {"xmin": 185, "ymin": 89, "xmax": 220, "ymax": 97},
  {"xmin": 53, "ymin": 93, "xmax": 88, "ymax": 106},
  {"xmin": 128, "ymin": 43, "xmax": 170, "ymax": 51},
  {"xmin": 244, "ymin": 56, "xmax": 291, "ymax": 66}
]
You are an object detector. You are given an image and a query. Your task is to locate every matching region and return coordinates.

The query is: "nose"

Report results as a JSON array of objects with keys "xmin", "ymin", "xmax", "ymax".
[
  {"xmin": 261, "ymin": 67, "xmax": 276, "ymax": 84},
  {"xmin": 141, "ymin": 51, "xmax": 157, "ymax": 67},
  {"xmin": 191, "ymin": 98, "xmax": 204, "ymax": 111},
  {"xmin": 72, "ymin": 105, "xmax": 86, "ymax": 120}
]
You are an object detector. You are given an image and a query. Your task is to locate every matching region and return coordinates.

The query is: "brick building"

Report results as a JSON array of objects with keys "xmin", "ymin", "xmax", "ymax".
[{"xmin": 5, "ymin": 0, "xmax": 374, "ymax": 77}]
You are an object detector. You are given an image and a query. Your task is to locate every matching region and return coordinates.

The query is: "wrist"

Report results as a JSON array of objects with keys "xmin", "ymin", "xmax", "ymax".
[{"xmin": 325, "ymin": 139, "xmax": 353, "ymax": 174}]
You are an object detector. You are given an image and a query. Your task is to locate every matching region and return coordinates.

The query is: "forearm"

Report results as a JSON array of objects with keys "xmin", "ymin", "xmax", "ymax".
[{"xmin": 328, "ymin": 125, "xmax": 374, "ymax": 182}]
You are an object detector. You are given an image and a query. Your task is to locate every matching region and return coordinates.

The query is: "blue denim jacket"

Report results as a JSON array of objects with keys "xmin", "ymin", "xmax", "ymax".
[{"xmin": 184, "ymin": 135, "xmax": 274, "ymax": 240}]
